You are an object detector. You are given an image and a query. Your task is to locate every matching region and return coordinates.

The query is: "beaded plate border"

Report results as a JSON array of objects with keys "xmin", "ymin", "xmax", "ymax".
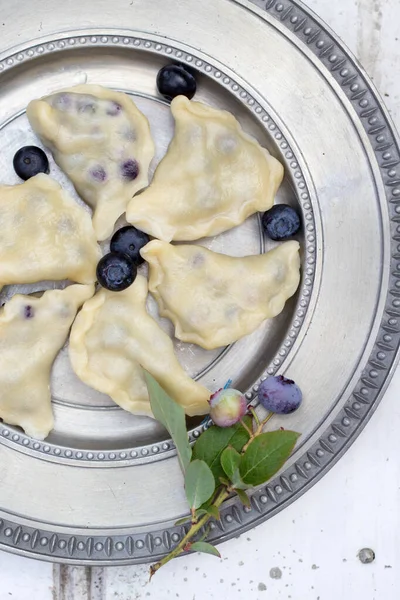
[
  {"xmin": 0, "ymin": 0, "xmax": 398, "ymax": 562},
  {"xmin": 0, "ymin": 33, "xmax": 317, "ymax": 464}
]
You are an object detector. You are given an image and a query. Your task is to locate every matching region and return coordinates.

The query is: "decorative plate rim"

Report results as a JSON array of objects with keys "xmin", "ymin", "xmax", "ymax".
[{"xmin": 0, "ymin": 32, "xmax": 317, "ymax": 464}]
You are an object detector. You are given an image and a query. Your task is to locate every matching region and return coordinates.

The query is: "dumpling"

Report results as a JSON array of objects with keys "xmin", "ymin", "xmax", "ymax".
[
  {"xmin": 0, "ymin": 174, "xmax": 101, "ymax": 287},
  {"xmin": 27, "ymin": 85, "xmax": 155, "ymax": 241},
  {"xmin": 126, "ymin": 95, "xmax": 284, "ymax": 241},
  {"xmin": 69, "ymin": 274, "xmax": 210, "ymax": 417},
  {"xmin": 0, "ymin": 284, "xmax": 94, "ymax": 440},
  {"xmin": 141, "ymin": 240, "xmax": 301, "ymax": 350}
]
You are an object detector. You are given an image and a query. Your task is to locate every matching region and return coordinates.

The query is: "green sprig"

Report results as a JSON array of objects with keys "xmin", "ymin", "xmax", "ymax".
[{"xmin": 146, "ymin": 374, "xmax": 300, "ymax": 578}]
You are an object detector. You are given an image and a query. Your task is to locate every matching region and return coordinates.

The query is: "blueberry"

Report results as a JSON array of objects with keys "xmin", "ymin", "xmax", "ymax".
[
  {"xmin": 258, "ymin": 375, "xmax": 302, "ymax": 414},
  {"xmin": 121, "ymin": 159, "xmax": 139, "ymax": 181},
  {"xmin": 110, "ymin": 226, "xmax": 149, "ymax": 266},
  {"xmin": 96, "ymin": 252, "xmax": 137, "ymax": 292},
  {"xmin": 157, "ymin": 64, "xmax": 197, "ymax": 101},
  {"xmin": 262, "ymin": 204, "xmax": 301, "ymax": 241},
  {"xmin": 209, "ymin": 388, "xmax": 247, "ymax": 427},
  {"xmin": 13, "ymin": 146, "xmax": 49, "ymax": 180}
]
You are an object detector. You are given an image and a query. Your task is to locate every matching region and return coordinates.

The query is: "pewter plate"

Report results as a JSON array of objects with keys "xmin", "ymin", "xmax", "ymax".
[{"xmin": 0, "ymin": 0, "xmax": 398, "ymax": 565}]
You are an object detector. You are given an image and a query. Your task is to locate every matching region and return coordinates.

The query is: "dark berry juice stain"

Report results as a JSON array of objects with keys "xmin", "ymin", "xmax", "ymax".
[
  {"xmin": 24, "ymin": 305, "xmax": 34, "ymax": 319},
  {"xmin": 78, "ymin": 99, "xmax": 97, "ymax": 114},
  {"xmin": 123, "ymin": 128, "xmax": 136, "ymax": 142},
  {"xmin": 191, "ymin": 253, "xmax": 205, "ymax": 268},
  {"xmin": 121, "ymin": 159, "xmax": 139, "ymax": 181},
  {"xmin": 53, "ymin": 93, "xmax": 71, "ymax": 111},
  {"xmin": 90, "ymin": 166, "xmax": 107, "ymax": 182},
  {"xmin": 106, "ymin": 101, "xmax": 123, "ymax": 116}
]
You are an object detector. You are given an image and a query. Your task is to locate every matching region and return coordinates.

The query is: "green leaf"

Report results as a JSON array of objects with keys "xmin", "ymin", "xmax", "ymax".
[
  {"xmin": 145, "ymin": 372, "xmax": 192, "ymax": 473},
  {"xmin": 240, "ymin": 430, "xmax": 300, "ymax": 486},
  {"xmin": 185, "ymin": 460, "xmax": 215, "ymax": 510},
  {"xmin": 231, "ymin": 468, "xmax": 251, "ymax": 490},
  {"xmin": 174, "ymin": 516, "xmax": 191, "ymax": 526},
  {"xmin": 206, "ymin": 504, "xmax": 220, "ymax": 520},
  {"xmin": 194, "ymin": 509, "xmax": 208, "ymax": 520},
  {"xmin": 190, "ymin": 541, "xmax": 221, "ymax": 558},
  {"xmin": 221, "ymin": 446, "xmax": 241, "ymax": 480},
  {"xmin": 192, "ymin": 416, "xmax": 251, "ymax": 483},
  {"xmin": 236, "ymin": 488, "xmax": 251, "ymax": 507},
  {"xmin": 219, "ymin": 476, "xmax": 230, "ymax": 486},
  {"xmin": 220, "ymin": 446, "xmax": 251, "ymax": 489}
]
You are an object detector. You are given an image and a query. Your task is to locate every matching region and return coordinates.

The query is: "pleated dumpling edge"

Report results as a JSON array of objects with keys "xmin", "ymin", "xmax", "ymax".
[
  {"xmin": 27, "ymin": 84, "xmax": 155, "ymax": 241},
  {"xmin": 141, "ymin": 240, "xmax": 301, "ymax": 350},
  {"xmin": 69, "ymin": 275, "xmax": 211, "ymax": 418},
  {"xmin": 126, "ymin": 95, "xmax": 284, "ymax": 242}
]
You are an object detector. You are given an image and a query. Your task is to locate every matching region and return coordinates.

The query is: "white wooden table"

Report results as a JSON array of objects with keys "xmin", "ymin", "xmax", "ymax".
[{"xmin": 1, "ymin": 1, "xmax": 399, "ymax": 598}]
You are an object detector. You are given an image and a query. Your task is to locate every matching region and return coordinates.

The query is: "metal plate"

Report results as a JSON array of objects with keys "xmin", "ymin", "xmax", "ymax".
[{"xmin": 0, "ymin": 0, "xmax": 398, "ymax": 565}]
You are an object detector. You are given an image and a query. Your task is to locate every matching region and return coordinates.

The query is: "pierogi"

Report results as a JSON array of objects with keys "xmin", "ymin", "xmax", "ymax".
[
  {"xmin": 27, "ymin": 85, "xmax": 155, "ymax": 241},
  {"xmin": 0, "ymin": 284, "xmax": 94, "ymax": 440},
  {"xmin": 141, "ymin": 240, "xmax": 301, "ymax": 350},
  {"xmin": 0, "ymin": 174, "xmax": 101, "ymax": 287},
  {"xmin": 69, "ymin": 275, "xmax": 210, "ymax": 417},
  {"xmin": 126, "ymin": 95, "xmax": 284, "ymax": 241}
]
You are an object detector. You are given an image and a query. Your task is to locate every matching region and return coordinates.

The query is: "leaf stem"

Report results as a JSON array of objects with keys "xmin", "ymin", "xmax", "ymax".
[
  {"xmin": 249, "ymin": 407, "xmax": 260, "ymax": 427},
  {"xmin": 150, "ymin": 487, "xmax": 229, "ymax": 579},
  {"xmin": 261, "ymin": 412, "xmax": 274, "ymax": 427},
  {"xmin": 240, "ymin": 418, "xmax": 253, "ymax": 437},
  {"xmin": 241, "ymin": 412, "xmax": 274, "ymax": 453}
]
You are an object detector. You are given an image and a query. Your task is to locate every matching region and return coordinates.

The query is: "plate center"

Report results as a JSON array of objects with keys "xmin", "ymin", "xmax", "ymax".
[{"xmin": 0, "ymin": 47, "xmax": 306, "ymax": 451}]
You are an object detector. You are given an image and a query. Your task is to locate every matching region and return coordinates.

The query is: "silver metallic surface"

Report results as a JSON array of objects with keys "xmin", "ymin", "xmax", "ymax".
[{"xmin": 0, "ymin": 0, "xmax": 397, "ymax": 564}]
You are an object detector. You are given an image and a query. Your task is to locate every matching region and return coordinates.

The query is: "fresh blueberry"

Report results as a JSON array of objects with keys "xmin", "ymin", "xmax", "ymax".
[
  {"xmin": 262, "ymin": 204, "xmax": 301, "ymax": 241},
  {"xmin": 110, "ymin": 226, "xmax": 149, "ymax": 266},
  {"xmin": 121, "ymin": 159, "xmax": 139, "ymax": 181},
  {"xmin": 13, "ymin": 146, "xmax": 49, "ymax": 180},
  {"xmin": 258, "ymin": 375, "xmax": 302, "ymax": 414},
  {"xmin": 96, "ymin": 252, "xmax": 137, "ymax": 292},
  {"xmin": 157, "ymin": 64, "xmax": 197, "ymax": 101}
]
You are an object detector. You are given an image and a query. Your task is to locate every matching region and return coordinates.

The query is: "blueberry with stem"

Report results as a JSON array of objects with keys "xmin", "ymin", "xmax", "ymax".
[{"xmin": 258, "ymin": 375, "xmax": 302, "ymax": 414}]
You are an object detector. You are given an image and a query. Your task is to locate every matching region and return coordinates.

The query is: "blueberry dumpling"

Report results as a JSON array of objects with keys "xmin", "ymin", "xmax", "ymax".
[
  {"xmin": 0, "ymin": 284, "xmax": 94, "ymax": 440},
  {"xmin": 141, "ymin": 240, "xmax": 301, "ymax": 350},
  {"xmin": 0, "ymin": 174, "xmax": 101, "ymax": 287},
  {"xmin": 126, "ymin": 95, "xmax": 284, "ymax": 241},
  {"xmin": 69, "ymin": 274, "xmax": 210, "ymax": 417},
  {"xmin": 27, "ymin": 85, "xmax": 155, "ymax": 241}
]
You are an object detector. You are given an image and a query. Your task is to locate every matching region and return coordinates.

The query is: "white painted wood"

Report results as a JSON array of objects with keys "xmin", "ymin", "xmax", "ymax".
[
  {"xmin": 0, "ymin": 552, "xmax": 53, "ymax": 600},
  {"xmin": 306, "ymin": 0, "xmax": 400, "ymax": 124},
  {"xmin": 96, "ymin": 369, "xmax": 400, "ymax": 600},
  {"xmin": 0, "ymin": 1, "xmax": 399, "ymax": 599}
]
